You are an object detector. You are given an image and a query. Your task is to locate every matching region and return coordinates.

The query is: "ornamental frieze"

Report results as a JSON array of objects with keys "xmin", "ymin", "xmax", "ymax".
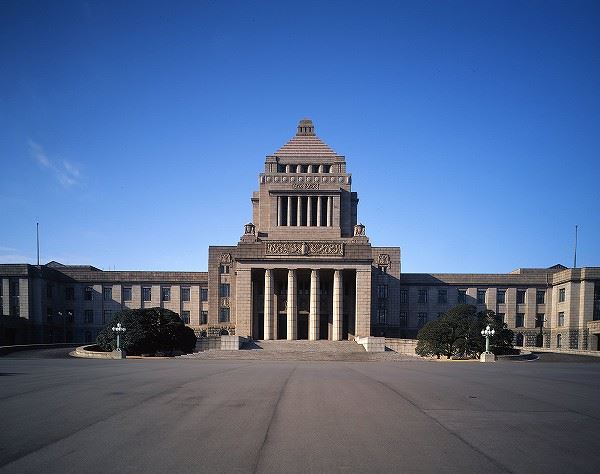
[{"xmin": 265, "ymin": 241, "xmax": 344, "ymax": 257}]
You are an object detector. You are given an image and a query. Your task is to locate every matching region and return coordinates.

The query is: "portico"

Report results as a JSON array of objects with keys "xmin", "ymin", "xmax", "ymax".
[{"xmin": 242, "ymin": 263, "xmax": 372, "ymax": 341}]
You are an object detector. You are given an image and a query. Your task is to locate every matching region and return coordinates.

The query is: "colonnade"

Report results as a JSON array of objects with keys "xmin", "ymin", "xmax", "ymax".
[
  {"xmin": 262, "ymin": 268, "xmax": 344, "ymax": 341},
  {"xmin": 276, "ymin": 195, "xmax": 333, "ymax": 227}
]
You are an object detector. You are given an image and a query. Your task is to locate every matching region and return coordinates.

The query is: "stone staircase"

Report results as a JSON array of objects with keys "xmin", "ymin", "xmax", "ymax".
[{"xmin": 181, "ymin": 339, "xmax": 417, "ymax": 361}]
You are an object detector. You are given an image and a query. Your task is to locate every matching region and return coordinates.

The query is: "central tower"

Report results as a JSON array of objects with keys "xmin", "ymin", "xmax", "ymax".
[
  {"xmin": 208, "ymin": 119, "xmax": 400, "ymax": 342},
  {"xmin": 252, "ymin": 119, "xmax": 358, "ymax": 240}
]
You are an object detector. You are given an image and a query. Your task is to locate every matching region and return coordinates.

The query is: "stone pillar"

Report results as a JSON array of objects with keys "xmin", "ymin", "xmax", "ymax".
[
  {"xmin": 264, "ymin": 269, "xmax": 273, "ymax": 340},
  {"xmin": 307, "ymin": 196, "xmax": 312, "ymax": 227},
  {"xmin": 355, "ymin": 268, "xmax": 372, "ymax": 338},
  {"xmin": 296, "ymin": 196, "xmax": 302, "ymax": 226},
  {"xmin": 287, "ymin": 196, "xmax": 292, "ymax": 226},
  {"xmin": 287, "ymin": 269, "xmax": 297, "ymax": 340},
  {"xmin": 327, "ymin": 196, "xmax": 332, "ymax": 227},
  {"xmin": 235, "ymin": 268, "xmax": 252, "ymax": 337},
  {"xmin": 309, "ymin": 269, "xmax": 320, "ymax": 340},
  {"xmin": 317, "ymin": 196, "xmax": 322, "ymax": 227},
  {"xmin": 333, "ymin": 269, "xmax": 343, "ymax": 341},
  {"xmin": 277, "ymin": 196, "xmax": 281, "ymax": 226}
]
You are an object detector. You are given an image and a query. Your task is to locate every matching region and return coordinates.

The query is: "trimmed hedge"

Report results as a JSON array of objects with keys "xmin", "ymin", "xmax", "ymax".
[{"xmin": 96, "ymin": 307, "xmax": 197, "ymax": 356}]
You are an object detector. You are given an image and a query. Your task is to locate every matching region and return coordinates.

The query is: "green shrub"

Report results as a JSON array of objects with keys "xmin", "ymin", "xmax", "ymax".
[{"xmin": 96, "ymin": 307, "xmax": 197, "ymax": 356}]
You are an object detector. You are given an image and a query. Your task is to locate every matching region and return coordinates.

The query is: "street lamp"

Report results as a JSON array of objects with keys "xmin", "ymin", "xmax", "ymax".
[
  {"xmin": 111, "ymin": 322, "xmax": 126, "ymax": 351},
  {"xmin": 480, "ymin": 324, "xmax": 496, "ymax": 363}
]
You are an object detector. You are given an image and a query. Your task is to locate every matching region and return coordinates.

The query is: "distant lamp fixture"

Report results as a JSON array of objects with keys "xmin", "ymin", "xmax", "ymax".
[
  {"xmin": 111, "ymin": 322, "xmax": 126, "ymax": 351},
  {"xmin": 480, "ymin": 325, "xmax": 496, "ymax": 362}
]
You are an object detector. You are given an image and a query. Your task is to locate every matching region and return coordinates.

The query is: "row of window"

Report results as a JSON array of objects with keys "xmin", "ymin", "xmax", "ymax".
[
  {"xmin": 376, "ymin": 311, "xmax": 552, "ymax": 329},
  {"xmin": 49, "ymin": 308, "xmax": 214, "ymax": 326},
  {"xmin": 54, "ymin": 285, "xmax": 209, "ymax": 302},
  {"xmin": 399, "ymin": 288, "xmax": 547, "ymax": 305},
  {"xmin": 276, "ymin": 164, "xmax": 333, "ymax": 173}
]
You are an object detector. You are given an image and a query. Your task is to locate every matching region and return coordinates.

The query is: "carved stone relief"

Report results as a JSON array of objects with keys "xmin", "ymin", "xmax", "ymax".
[{"xmin": 265, "ymin": 241, "xmax": 344, "ymax": 256}]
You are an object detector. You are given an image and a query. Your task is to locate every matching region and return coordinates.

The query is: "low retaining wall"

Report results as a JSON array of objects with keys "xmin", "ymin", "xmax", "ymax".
[
  {"xmin": 71, "ymin": 345, "xmax": 126, "ymax": 359},
  {"xmin": 522, "ymin": 346, "xmax": 600, "ymax": 358},
  {"xmin": 356, "ymin": 336, "xmax": 385, "ymax": 352},
  {"xmin": 385, "ymin": 338, "xmax": 418, "ymax": 355},
  {"xmin": 0, "ymin": 343, "xmax": 82, "ymax": 356},
  {"xmin": 220, "ymin": 335, "xmax": 248, "ymax": 350}
]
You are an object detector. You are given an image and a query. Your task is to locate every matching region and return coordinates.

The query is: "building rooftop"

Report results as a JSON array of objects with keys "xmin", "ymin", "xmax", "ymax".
[{"xmin": 272, "ymin": 119, "xmax": 341, "ymax": 159}]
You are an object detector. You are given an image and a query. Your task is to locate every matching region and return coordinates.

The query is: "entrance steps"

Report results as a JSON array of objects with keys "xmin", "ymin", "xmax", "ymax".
[
  {"xmin": 251, "ymin": 340, "xmax": 365, "ymax": 353},
  {"xmin": 182, "ymin": 338, "xmax": 418, "ymax": 361}
]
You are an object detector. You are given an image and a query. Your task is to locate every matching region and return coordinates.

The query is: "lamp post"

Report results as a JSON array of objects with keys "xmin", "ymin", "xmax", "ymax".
[
  {"xmin": 111, "ymin": 322, "xmax": 126, "ymax": 351},
  {"xmin": 480, "ymin": 324, "xmax": 496, "ymax": 363}
]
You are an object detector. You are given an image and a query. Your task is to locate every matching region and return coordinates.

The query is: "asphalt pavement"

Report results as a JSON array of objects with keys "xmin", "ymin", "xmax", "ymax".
[{"xmin": 1, "ymin": 350, "xmax": 599, "ymax": 473}]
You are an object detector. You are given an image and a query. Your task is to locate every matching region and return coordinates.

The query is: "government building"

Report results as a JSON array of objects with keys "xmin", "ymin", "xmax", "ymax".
[{"xmin": 1, "ymin": 120, "xmax": 599, "ymax": 352}]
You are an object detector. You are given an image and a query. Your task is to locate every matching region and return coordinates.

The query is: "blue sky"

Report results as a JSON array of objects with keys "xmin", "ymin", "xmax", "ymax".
[{"xmin": 1, "ymin": 0, "xmax": 598, "ymax": 273}]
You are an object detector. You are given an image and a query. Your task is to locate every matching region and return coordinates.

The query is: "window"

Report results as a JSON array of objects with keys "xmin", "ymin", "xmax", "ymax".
[
  {"xmin": 277, "ymin": 163, "xmax": 285, "ymax": 173},
  {"xmin": 497, "ymin": 289, "xmax": 506, "ymax": 304},
  {"xmin": 219, "ymin": 265, "xmax": 230, "ymax": 274},
  {"xmin": 200, "ymin": 311, "xmax": 208, "ymax": 325},
  {"xmin": 46, "ymin": 284, "xmax": 53, "ymax": 299},
  {"xmin": 377, "ymin": 285, "xmax": 388, "ymax": 299},
  {"xmin": 301, "ymin": 164, "xmax": 309, "ymax": 173},
  {"xmin": 400, "ymin": 290, "xmax": 408, "ymax": 304},
  {"xmin": 103, "ymin": 287, "xmax": 112, "ymax": 301},
  {"xmin": 84, "ymin": 310, "xmax": 94, "ymax": 324},
  {"xmin": 377, "ymin": 308, "xmax": 387, "ymax": 324},
  {"xmin": 103, "ymin": 310, "xmax": 112, "ymax": 324},
  {"xmin": 220, "ymin": 284, "xmax": 230, "ymax": 298},
  {"xmin": 84, "ymin": 286, "xmax": 93, "ymax": 301},
  {"xmin": 142, "ymin": 287, "xmax": 152, "ymax": 302},
  {"xmin": 181, "ymin": 311, "xmax": 190, "ymax": 324},
  {"xmin": 122, "ymin": 287, "xmax": 132, "ymax": 301},
  {"xmin": 498, "ymin": 313, "xmax": 505, "ymax": 324},
  {"xmin": 559, "ymin": 288, "xmax": 566, "ymax": 302},
  {"xmin": 570, "ymin": 334, "xmax": 578, "ymax": 349},
  {"xmin": 457, "ymin": 290, "xmax": 466, "ymax": 304},
  {"xmin": 417, "ymin": 312, "xmax": 428, "ymax": 328},
  {"xmin": 323, "ymin": 164, "xmax": 331, "ymax": 173},
  {"xmin": 516, "ymin": 313, "xmax": 524, "ymax": 327},
  {"xmin": 181, "ymin": 287, "xmax": 191, "ymax": 302},
  {"xmin": 556, "ymin": 334, "xmax": 562, "ymax": 348},
  {"xmin": 378, "ymin": 265, "xmax": 387, "ymax": 273},
  {"xmin": 219, "ymin": 308, "xmax": 230, "ymax": 323},
  {"xmin": 201, "ymin": 288, "xmax": 208, "ymax": 301},
  {"xmin": 65, "ymin": 287, "xmax": 74, "ymax": 301},
  {"xmin": 477, "ymin": 289, "xmax": 486, "ymax": 304},
  {"xmin": 161, "ymin": 287, "xmax": 171, "ymax": 302},
  {"xmin": 536, "ymin": 290, "xmax": 546, "ymax": 304},
  {"xmin": 517, "ymin": 290, "xmax": 526, "ymax": 304},
  {"xmin": 418, "ymin": 289, "xmax": 428, "ymax": 303},
  {"xmin": 438, "ymin": 290, "xmax": 447, "ymax": 304},
  {"xmin": 535, "ymin": 313, "xmax": 545, "ymax": 328},
  {"xmin": 399, "ymin": 312, "xmax": 407, "ymax": 327},
  {"xmin": 558, "ymin": 312, "xmax": 565, "ymax": 326}
]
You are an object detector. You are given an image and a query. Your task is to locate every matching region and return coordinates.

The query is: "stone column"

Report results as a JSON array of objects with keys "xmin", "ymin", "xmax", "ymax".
[
  {"xmin": 355, "ymin": 268, "xmax": 372, "ymax": 338},
  {"xmin": 307, "ymin": 196, "xmax": 312, "ymax": 227},
  {"xmin": 327, "ymin": 196, "xmax": 332, "ymax": 227},
  {"xmin": 287, "ymin": 196, "xmax": 292, "ymax": 226},
  {"xmin": 296, "ymin": 196, "xmax": 302, "ymax": 226},
  {"xmin": 309, "ymin": 269, "xmax": 320, "ymax": 340},
  {"xmin": 287, "ymin": 269, "xmax": 297, "ymax": 340},
  {"xmin": 317, "ymin": 196, "xmax": 322, "ymax": 227},
  {"xmin": 264, "ymin": 269, "xmax": 273, "ymax": 340},
  {"xmin": 235, "ymin": 268, "xmax": 252, "ymax": 337},
  {"xmin": 277, "ymin": 196, "xmax": 282, "ymax": 226},
  {"xmin": 333, "ymin": 269, "xmax": 343, "ymax": 341}
]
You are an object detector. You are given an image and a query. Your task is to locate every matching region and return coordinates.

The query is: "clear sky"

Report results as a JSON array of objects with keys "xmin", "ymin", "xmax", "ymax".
[{"xmin": 1, "ymin": 0, "xmax": 598, "ymax": 273}]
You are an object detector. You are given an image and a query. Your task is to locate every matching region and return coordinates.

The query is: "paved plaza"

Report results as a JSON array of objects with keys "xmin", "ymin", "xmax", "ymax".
[{"xmin": 1, "ymin": 350, "xmax": 600, "ymax": 473}]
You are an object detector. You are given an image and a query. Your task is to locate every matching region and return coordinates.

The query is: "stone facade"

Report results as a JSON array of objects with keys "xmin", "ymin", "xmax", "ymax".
[{"xmin": 1, "ymin": 119, "xmax": 599, "ymax": 351}]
